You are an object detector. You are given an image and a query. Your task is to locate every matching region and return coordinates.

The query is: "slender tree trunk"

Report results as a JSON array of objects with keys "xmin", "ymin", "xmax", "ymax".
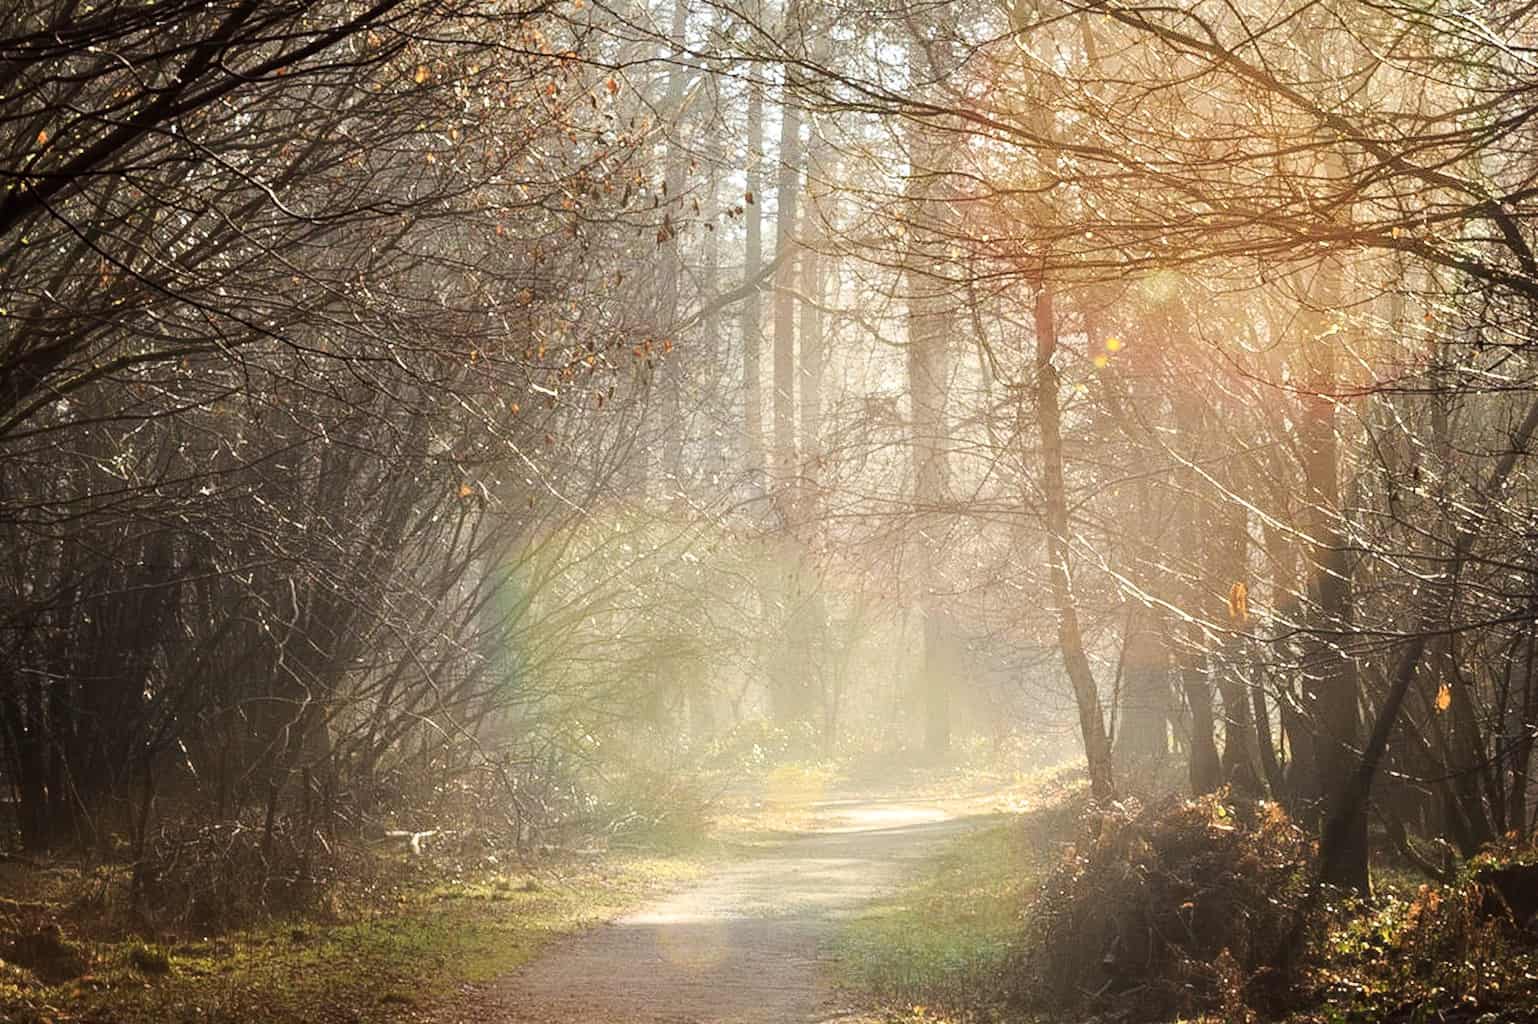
[
  {"xmin": 797, "ymin": 186, "xmax": 832, "ymax": 745},
  {"xmin": 742, "ymin": 78, "xmax": 765, "ymax": 485},
  {"xmin": 1033, "ymin": 282, "xmax": 1113, "ymax": 801},
  {"xmin": 1212, "ymin": 499, "xmax": 1264, "ymax": 797},
  {"xmin": 657, "ymin": 0, "xmax": 690, "ymax": 497},
  {"xmin": 764, "ymin": 0, "xmax": 810, "ymax": 725},
  {"xmin": 770, "ymin": 2, "xmax": 802, "ymax": 505},
  {"xmin": 1171, "ymin": 390, "xmax": 1221, "ymax": 795},
  {"xmin": 901, "ymin": 23, "xmax": 957, "ymax": 757}
]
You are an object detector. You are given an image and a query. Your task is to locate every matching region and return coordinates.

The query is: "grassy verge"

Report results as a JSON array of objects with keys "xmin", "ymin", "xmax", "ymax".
[
  {"xmin": 828, "ymin": 816, "xmax": 1066, "ymax": 1022},
  {"xmin": 824, "ymin": 770, "xmax": 1084, "ymax": 1024},
  {"xmin": 0, "ymin": 852, "xmax": 706, "ymax": 1024}
]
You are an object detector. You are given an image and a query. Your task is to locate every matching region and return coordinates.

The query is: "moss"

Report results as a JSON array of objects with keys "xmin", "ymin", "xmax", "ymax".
[{"xmin": 126, "ymin": 941, "xmax": 174, "ymax": 974}]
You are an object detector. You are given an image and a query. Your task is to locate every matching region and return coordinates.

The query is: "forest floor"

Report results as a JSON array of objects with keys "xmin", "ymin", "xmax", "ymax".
[
  {"xmin": 435, "ymin": 780, "xmax": 1012, "ymax": 1024},
  {"xmin": 0, "ymin": 764, "xmax": 1036, "ymax": 1024}
]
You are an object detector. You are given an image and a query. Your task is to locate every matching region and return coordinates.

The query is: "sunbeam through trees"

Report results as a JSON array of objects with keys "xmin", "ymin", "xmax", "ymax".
[{"xmin": 4, "ymin": 1, "xmax": 1538, "ymax": 1021}]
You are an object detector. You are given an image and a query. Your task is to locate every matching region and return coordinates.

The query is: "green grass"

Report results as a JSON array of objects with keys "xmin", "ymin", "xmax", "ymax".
[
  {"xmin": 828, "ymin": 819, "xmax": 1040, "ymax": 1015},
  {"xmin": 0, "ymin": 853, "xmax": 705, "ymax": 1024}
]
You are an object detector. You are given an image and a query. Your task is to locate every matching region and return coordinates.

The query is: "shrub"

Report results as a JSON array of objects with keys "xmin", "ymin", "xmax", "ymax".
[
  {"xmin": 593, "ymin": 769, "xmax": 714, "ymax": 852},
  {"xmin": 1020, "ymin": 792, "xmax": 1311, "ymax": 1020},
  {"xmin": 135, "ymin": 816, "xmax": 355, "ymax": 928},
  {"xmin": 1374, "ymin": 844, "xmax": 1538, "ymax": 1011}
]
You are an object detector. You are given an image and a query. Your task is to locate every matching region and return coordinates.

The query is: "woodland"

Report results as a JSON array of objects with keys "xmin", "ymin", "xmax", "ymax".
[{"xmin": 2, "ymin": 0, "xmax": 1538, "ymax": 1022}]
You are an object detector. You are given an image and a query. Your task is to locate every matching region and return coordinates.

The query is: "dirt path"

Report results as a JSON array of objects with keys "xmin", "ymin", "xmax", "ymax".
[{"xmin": 461, "ymin": 794, "xmax": 987, "ymax": 1024}]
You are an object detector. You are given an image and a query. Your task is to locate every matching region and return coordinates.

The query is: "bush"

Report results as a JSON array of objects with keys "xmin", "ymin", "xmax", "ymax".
[
  {"xmin": 593, "ymin": 769, "xmax": 714, "ymax": 852},
  {"xmin": 1020, "ymin": 792, "xmax": 1311, "ymax": 1020},
  {"xmin": 136, "ymin": 816, "xmax": 356, "ymax": 927}
]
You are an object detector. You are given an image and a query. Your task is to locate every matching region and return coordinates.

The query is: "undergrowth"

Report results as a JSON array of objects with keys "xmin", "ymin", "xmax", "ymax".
[
  {"xmin": 0, "ymin": 849, "xmax": 704, "ymax": 1024},
  {"xmin": 835, "ymin": 783, "xmax": 1538, "ymax": 1024}
]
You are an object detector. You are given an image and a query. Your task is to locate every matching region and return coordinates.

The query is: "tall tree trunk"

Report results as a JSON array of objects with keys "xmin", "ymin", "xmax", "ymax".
[
  {"xmin": 657, "ymin": 0, "xmax": 690, "ymax": 499},
  {"xmin": 742, "ymin": 77, "xmax": 765, "ymax": 486},
  {"xmin": 770, "ymin": 0, "xmax": 802, "ymax": 506},
  {"xmin": 797, "ymin": 174, "xmax": 833, "ymax": 746},
  {"xmin": 1033, "ymin": 282, "xmax": 1114, "ymax": 801},
  {"xmin": 902, "ymin": 20, "xmax": 957, "ymax": 757},
  {"xmin": 1171, "ymin": 389, "xmax": 1221, "ymax": 795},
  {"xmin": 906, "ymin": 312, "xmax": 952, "ymax": 756},
  {"xmin": 1301, "ymin": 257, "xmax": 1368, "ymax": 894},
  {"xmin": 765, "ymin": 0, "xmax": 810, "ymax": 725},
  {"xmin": 1211, "ymin": 497, "xmax": 1264, "ymax": 797}
]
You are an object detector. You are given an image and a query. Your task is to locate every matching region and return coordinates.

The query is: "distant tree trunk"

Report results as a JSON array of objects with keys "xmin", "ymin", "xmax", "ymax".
[
  {"xmin": 902, "ymin": 24, "xmax": 957, "ymax": 757},
  {"xmin": 905, "ymin": 250, "xmax": 953, "ymax": 756},
  {"xmin": 765, "ymin": 0, "xmax": 811, "ymax": 726},
  {"xmin": 1211, "ymin": 498, "xmax": 1264, "ymax": 797},
  {"xmin": 1033, "ymin": 281, "xmax": 1114, "ymax": 801},
  {"xmin": 1299, "ymin": 255, "xmax": 1369, "ymax": 894},
  {"xmin": 770, "ymin": 2, "xmax": 802, "ymax": 504},
  {"xmin": 1171, "ymin": 391, "xmax": 1221, "ymax": 796},
  {"xmin": 1115, "ymin": 469, "xmax": 1171, "ymax": 763},
  {"xmin": 657, "ymin": 0, "xmax": 691, "ymax": 497},
  {"xmin": 1176, "ymin": 640, "xmax": 1223, "ymax": 795},
  {"xmin": 1089, "ymin": 309, "xmax": 1170, "ymax": 767},
  {"xmin": 1117, "ymin": 603, "xmax": 1170, "ymax": 761},
  {"xmin": 1263, "ymin": 502, "xmax": 1314, "ymax": 813},
  {"xmin": 742, "ymin": 78, "xmax": 765, "ymax": 485},
  {"xmin": 797, "ymin": 173, "xmax": 833, "ymax": 747}
]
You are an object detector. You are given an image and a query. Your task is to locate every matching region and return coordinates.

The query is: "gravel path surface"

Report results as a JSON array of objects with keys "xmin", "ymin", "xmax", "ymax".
[{"xmin": 453, "ymin": 795, "xmax": 980, "ymax": 1024}]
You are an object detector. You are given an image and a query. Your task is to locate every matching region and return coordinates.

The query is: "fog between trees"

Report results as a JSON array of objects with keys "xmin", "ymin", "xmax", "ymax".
[{"xmin": 3, "ymin": 0, "xmax": 1538, "ymax": 900}]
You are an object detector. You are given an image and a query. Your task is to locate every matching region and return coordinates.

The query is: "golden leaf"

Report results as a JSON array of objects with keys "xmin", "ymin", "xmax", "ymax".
[
  {"xmin": 36, "ymin": 129, "xmax": 48, "ymax": 147},
  {"xmin": 1435, "ymin": 682, "xmax": 1451, "ymax": 713},
  {"xmin": 458, "ymin": 482, "xmax": 474, "ymax": 498},
  {"xmin": 1227, "ymin": 581, "xmax": 1248, "ymax": 623},
  {"xmin": 415, "ymin": 64, "xmax": 431, "ymax": 84}
]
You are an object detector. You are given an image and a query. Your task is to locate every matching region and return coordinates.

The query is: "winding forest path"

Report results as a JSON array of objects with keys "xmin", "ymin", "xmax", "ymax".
[{"xmin": 456, "ymin": 792, "xmax": 987, "ymax": 1024}]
